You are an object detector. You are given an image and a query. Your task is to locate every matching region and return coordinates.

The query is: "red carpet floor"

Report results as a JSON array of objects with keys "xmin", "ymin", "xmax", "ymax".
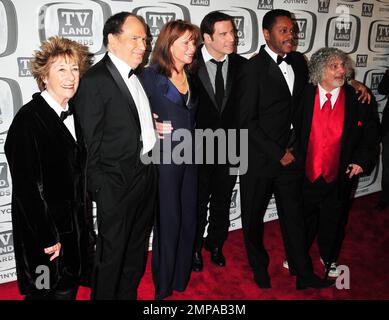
[{"xmin": 1, "ymin": 192, "xmax": 388, "ymax": 300}]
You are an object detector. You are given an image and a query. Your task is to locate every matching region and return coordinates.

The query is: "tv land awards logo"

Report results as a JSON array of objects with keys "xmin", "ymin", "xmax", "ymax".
[
  {"xmin": 0, "ymin": 221, "xmax": 16, "ymax": 282},
  {"xmin": 133, "ymin": 2, "xmax": 190, "ymax": 45},
  {"xmin": 38, "ymin": 1, "xmax": 111, "ymax": 55},
  {"xmin": 318, "ymin": 0, "xmax": 330, "ymax": 13},
  {"xmin": 0, "ymin": 78, "xmax": 22, "ymax": 136},
  {"xmin": 0, "ymin": 163, "xmax": 9, "ymax": 189},
  {"xmin": 17, "ymin": 57, "xmax": 34, "ymax": 77},
  {"xmin": 0, "ymin": 0, "xmax": 17, "ymax": 57},
  {"xmin": 222, "ymin": 7, "xmax": 259, "ymax": 55},
  {"xmin": 362, "ymin": 3, "xmax": 374, "ymax": 17},
  {"xmin": 363, "ymin": 69, "xmax": 387, "ymax": 102},
  {"xmin": 292, "ymin": 10, "xmax": 316, "ymax": 54},
  {"xmin": 368, "ymin": 20, "xmax": 389, "ymax": 53},
  {"xmin": 257, "ymin": 0, "xmax": 273, "ymax": 10},
  {"xmin": 0, "ymin": 158, "xmax": 11, "ymax": 205},
  {"xmin": 326, "ymin": 15, "xmax": 361, "ymax": 53},
  {"xmin": 190, "ymin": 0, "xmax": 210, "ymax": 6},
  {"xmin": 355, "ymin": 54, "xmax": 368, "ymax": 67}
]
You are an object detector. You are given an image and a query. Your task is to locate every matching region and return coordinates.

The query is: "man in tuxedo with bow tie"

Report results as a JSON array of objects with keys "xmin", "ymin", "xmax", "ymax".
[
  {"xmin": 295, "ymin": 47, "xmax": 379, "ymax": 278},
  {"xmin": 74, "ymin": 12, "xmax": 157, "ymax": 299},
  {"xmin": 237, "ymin": 9, "xmax": 338, "ymax": 289}
]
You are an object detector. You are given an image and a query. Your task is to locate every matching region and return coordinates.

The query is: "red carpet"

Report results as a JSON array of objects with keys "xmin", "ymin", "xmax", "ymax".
[{"xmin": 1, "ymin": 192, "xmax": 388, "ymax": 300}]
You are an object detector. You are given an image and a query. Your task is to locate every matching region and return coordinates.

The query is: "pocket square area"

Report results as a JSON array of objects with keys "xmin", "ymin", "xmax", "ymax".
[{"xmin": 357, "ymin": 121, "xmax": 363, "ymax": 127}]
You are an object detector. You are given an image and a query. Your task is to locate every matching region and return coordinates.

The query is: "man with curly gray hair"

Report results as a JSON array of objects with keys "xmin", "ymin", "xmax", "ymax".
[{"xmin": 296, "ymin": 47, "xmax": 379, "ymax": 278}]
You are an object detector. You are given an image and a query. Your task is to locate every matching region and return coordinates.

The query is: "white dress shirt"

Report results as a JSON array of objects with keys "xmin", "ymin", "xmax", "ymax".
[
  {"xmin": 201, "ymin": 45, "xmax": 229, "ymax": 92},
  {"xmin": 265, "ymin": 45, "xmax": 295, "ymax": 95},
  {"xmin": 318, "ymin": 84, "xmax": 341, "ymax": 109},
  {"xmin": 108, "ymin": 52, "xmax": 156, "ymax": 155},
  {"xmin": 41, "ymin": 90, "xmax": 77, "ymax": 141}
]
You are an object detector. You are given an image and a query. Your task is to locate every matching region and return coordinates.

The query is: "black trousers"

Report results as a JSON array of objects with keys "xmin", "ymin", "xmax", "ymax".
[
  {"xmin": 194, "ymin": 163, "xmax": 237, "ymax": 251},
  {"xmin": 380, "ymin": 132, "xmax": 389, "ymax": 204},
  {"xmin": 240, "ymin": 168, "xmax": 313, "ymax": 283},
  {"xmin": 91, "ymin": 164, "xmax": 157, "ymax": 300},
  {"xmin": 303, "ymin": 176, "xmax": 349, "ymax": 263},
  {"xmin": 152, "ymin": 163, "xmax": 197, "ymax": 300}
]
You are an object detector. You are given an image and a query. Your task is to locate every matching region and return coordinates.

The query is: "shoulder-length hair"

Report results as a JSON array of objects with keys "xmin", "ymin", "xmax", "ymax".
[
  {"xmin": 308, "ymin": 47, "xmax": 354, "ymax": 86},
  {"xmin": 31, "ymin": 36, "xmax": 94, "ymax": 91},
  {"xmin": 151, "ymin": 20, "xmax": 201, "ymax": 77}
]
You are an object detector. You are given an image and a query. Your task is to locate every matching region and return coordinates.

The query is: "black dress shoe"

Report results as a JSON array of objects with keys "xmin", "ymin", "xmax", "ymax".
[
  {"xmin": 375, "ymin": 201, "xmax": 388, "ymax": 211},
  {"xmin": 192, "ymin": 251, "xmax": 203, "ymax": 272},
  {"xmin": 296, "ymin": 274, "xmax": 335, "ymax": 290},
  {"xmin": 254, "ymin": 274, "xmax": 271, "ymax": 289},
  {"xmin": 204, "ymin": 244, "xmax": 225, "ymax": 267}
]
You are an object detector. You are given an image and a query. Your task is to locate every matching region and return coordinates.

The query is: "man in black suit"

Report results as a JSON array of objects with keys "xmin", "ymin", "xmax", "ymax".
[
  {"xmin": 192, "ymin": 11, "xmax": 246, "ymax": 272},
  {"xmin": 237, "ymin": 9, "xmax": 335, "ymax": 289},
  {"xmin": 376, "ymin": 69, "xmax": 389, "ymax": 211},
  {"xmin": 74, "ymin": 12, "xmax": 157, "ymax": 300},
  {"xmin": 296, "ymin": 47, "xmax": 379, "ymax": 277}
]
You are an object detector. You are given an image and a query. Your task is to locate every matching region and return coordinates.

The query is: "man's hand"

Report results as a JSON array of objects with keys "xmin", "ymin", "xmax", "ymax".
[
  {"xmin": 153, "ymin": 113, "xmax": 173, "ymax": 139},
  {"xmin": 44, "ymin": 242, "xmax": 61, "ymax": 261},
  {"xmin": 349, "ymin": 79, "xmax": 371, "ymax": 104},
  {"xmin": 280, "ymin": 148, "xmax": 295, "ymax": 167},
  {"xmin": 346, "ymin": 164, "xmax": 363, "ymax": 178}
]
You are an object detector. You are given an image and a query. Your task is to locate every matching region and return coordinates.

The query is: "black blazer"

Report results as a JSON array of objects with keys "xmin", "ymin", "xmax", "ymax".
[
  {"xmin": 195, "ymin": 47, "xmax": 246, "ymax": 131},
  {"xmin": 237, "ymin": 45, "xmax": 308, "ymax": 176},
  {"xmin": 296, "ymin": 83, "xmax": 379, "ymax": 187},
  {"xmin": 74, "ymin": 54, "xmax": 146, "ymax": 212},
  {"xmin": 378, "ymin": 71, "xmax": 389, "ymax": 137},
  {"xmin": 4, "ymin": 93, "xmax": 91, "ymax": 294}
]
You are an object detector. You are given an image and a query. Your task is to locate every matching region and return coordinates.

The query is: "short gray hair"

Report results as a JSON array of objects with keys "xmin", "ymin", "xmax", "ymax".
[{"xmin": 308, "ymin": 47, "xmax": 354, "ymax": 85}]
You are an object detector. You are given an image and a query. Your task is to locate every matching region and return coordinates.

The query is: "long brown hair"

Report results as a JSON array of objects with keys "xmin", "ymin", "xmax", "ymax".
[{"xmin": 151, "ymin": 20, "xmax": 201, "ymax": 77}]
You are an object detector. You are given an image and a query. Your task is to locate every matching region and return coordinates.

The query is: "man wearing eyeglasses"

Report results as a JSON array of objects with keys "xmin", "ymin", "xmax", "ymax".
[{"xmin": 74, "ymin": 12, "xmax": 157, "ymax": 300}]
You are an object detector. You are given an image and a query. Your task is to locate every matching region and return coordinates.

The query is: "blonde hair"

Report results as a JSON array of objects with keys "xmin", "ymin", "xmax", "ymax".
[{"xmin": 31, "ymin": 36, "xmax": 93, "ymax": 91}]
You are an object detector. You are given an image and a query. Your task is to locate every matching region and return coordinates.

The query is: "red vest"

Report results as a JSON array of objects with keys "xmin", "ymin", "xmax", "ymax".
[{"xmin": 305, "ymin": 87, "xmax": 345, "ymax": 183}]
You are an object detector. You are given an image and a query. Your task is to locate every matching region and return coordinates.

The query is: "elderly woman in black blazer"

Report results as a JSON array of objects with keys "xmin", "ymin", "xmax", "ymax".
[{"xmin": 5, "ymin": 37, "xmax": 94, "ymax": 300}]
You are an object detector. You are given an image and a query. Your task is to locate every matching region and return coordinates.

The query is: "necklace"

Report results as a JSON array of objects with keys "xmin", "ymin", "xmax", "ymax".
[{"xmin": 170, "ymin": 73, "xmax": 187, "ymax": 86}]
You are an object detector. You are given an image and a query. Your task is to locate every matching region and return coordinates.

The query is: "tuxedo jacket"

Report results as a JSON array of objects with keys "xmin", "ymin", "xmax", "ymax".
[
  {"xmin": 74, "ymin": 54, "xmax": 147, "ymax": 213},
  {"xmin": 195, "ymin": 47, "xmax": 247, "ymax": 131},
  {"xmin": 296, "ymin": 83, "xmax": 380, "ymax": 190},
  {"xmin": 378, "ymin": 71, "xmax": 389, "ymax": 137},
  {"xmin": 5, "ymin": 93, "xmax": 92, "ymax": 295},
  {"xmin": 237, "ymin": 45, "xmax": 308, "ymax": 176}
]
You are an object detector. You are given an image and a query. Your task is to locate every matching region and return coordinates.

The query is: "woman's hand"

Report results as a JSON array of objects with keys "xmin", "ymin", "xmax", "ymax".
[{"xmin": 44, "ymin": 242, "xmax": 61, "ymax": 261}]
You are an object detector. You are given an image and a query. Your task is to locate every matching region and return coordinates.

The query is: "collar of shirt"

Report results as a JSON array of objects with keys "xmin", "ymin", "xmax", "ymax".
[
  {"xmin": 41, "ymin": 90, "xmax": 70, "ymax": 117},
  {"xmin": 318, "ymin": 84, "xmax": 341, "ymax": 109},
  {"xmin": 108, "ymin": 51, "xmax": 134, "ymax": 82},
  {"xmin": 264, "ymin": 44, "xmax": 287, "ymax": 64},
  {"xmin": 201, "ymin": 45, "xmax": 227, "ymax": 64}
]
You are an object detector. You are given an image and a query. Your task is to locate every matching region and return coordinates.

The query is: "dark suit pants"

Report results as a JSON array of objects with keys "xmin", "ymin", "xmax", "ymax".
[
  {"xmin": 380, "ymin": 132, "xmax": 389, "ymax": 204},
  {"xmin": 240, "ymin": 169, "xmax": 312, "ymax": 283},
  {"xmin": 91, "ymin": 164, "xmax": 157, "ymax": 300},
  {"xmin": 303, "ymin": 176, "xmax": 349, "ymax": 263},
  {"xmin": 152, "ymin": 163, "xmax": 197, "ymax": 299},
  {"xmin": 195, "ymin": 163, "xmax": 237, "ymax": 251}
]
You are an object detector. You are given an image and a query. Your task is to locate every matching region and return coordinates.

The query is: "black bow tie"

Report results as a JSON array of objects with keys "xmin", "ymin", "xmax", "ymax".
[
  {"xmin": 128, "ymin": 69, "xmax": 136, "ymax": 78},
  {"xmin": 277, "ymin": 55, "xmax": 292, "ymax": 65},
  {"xmin": 60, "ymin": 108, "xmax": 73, "ymax": 121}
]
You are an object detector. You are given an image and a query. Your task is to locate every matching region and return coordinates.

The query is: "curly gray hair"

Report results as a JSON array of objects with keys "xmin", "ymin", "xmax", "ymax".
[{"xmin": 308, "ymin": 47, "xmax": 354, "ymax": 86}]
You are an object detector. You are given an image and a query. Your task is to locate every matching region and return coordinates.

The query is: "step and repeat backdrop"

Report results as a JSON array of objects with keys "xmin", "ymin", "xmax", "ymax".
[{"xmin": 0, "ymin": 0, "xmax": 388, "ymax": 284}]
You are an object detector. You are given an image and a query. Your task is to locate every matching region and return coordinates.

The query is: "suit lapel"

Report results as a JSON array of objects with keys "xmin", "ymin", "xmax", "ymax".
[
  {"xmin": 302, "ymin": 85, "xmax": 317, "ymax": 150},
  {"xmin": 33, "ymin": 94, "xmax": 77, "ymax": 146},
  {"xmin": 104, "ymin": 55, "xmax": 141, "ymax": 131},
  {"xmin": 261, "ymin": 48, "xmax": 291, "ymax": 98},
  {"xmin": 222, "ymin": 54, "xmax": 235, "ymax": 113},
  {"xmin": 198, "ymin": 54, "xmax": 219, "ymax": 110},
  {"xmin": 341, "ymin": 86, "xmax": 355, "ymax": 149},
  {"xmin": 292, "ymin": 58, "xmax": 304, "ymax": 97}
]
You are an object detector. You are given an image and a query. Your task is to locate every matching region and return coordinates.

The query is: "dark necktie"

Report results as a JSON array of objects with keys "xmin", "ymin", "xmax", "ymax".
[
  {"xmin": 210, "ymin": 59, "xmax": 225, "ymax": 110},
  {"xmin": 277, "ymin": 55, "xmax": 292, "ymax": 65},
  {"xmin": 60, "ymin": 108, "xmax": 73, "ymax": 121}
]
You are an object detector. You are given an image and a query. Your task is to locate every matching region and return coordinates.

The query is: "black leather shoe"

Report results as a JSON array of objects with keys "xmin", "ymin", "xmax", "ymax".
[
  {"xmin": 192, "ymin": 251, "xmax": 203, "ymax": 272},
  {"xmin": 296, "ymin": 274, "xmax": 335, "ymax": 290},
  {"xmin": 375, "ymin": 201, "xmax": 388, "ymax": 211},
  {"xmin": 254, "ymin": 273, "xmax": 271, "ymax": 289},
  {"xmin": 204, "ymin": 244, "xmax": 225, "ymax": 267}
]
